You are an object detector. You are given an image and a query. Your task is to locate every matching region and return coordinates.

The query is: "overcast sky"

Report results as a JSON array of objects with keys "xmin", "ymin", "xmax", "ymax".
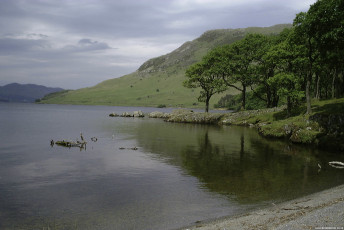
[{"xmin": 0, "ymin": 0, "xmax": 316, "ymax": 89}]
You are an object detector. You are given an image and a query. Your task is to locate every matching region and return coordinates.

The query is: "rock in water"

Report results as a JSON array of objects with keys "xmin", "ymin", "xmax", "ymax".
[{"xmin": 133, "ymin": 110, "xmax": 144, "ymax": 117}]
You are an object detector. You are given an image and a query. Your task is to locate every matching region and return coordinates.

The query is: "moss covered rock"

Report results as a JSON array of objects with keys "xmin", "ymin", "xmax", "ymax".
[{"xmin": 166, "ymin": 109, "xmax": 224, "ymax": 124}]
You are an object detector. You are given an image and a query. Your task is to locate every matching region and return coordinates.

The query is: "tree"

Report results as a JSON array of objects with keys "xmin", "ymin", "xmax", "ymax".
[
  {"xmin": 293, "ymin": 12, "xmax": 319, "ymax": 114},
  {"xmin": 183, "ymin": 51, "xmax": 226, "ymax": 112},
  {"xmin": 250, "ymin": 33, "xmax": 283, "ymax": 108},
  {"xmin": 268, "ymin": 73, "xmax": 303, "ymax": 117},
  {"xmin": 219, "ymin": 34, "xmax": 266, "ymax": 110},
  {"xmin": 307, "ymin": 0, "xmax": 344, "ymax": 98}
]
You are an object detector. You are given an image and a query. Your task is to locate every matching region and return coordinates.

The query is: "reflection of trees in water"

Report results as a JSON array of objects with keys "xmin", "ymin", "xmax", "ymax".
[
  {"xmin": 134, "ymin": 121, "xmax": 344, "ymax": 204},
  {"xmin": 180, "ymin": 129, "xmax": 342, "ymax": 204}
]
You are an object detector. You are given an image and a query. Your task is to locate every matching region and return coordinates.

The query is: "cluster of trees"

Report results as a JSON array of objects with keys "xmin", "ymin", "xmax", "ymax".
[{"xmin": 184, "ymin": 0, "xmax": 344, "ymax": 115}]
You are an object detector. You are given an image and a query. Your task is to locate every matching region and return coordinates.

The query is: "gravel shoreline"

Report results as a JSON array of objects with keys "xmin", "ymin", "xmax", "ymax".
[{"xmin": 179, "ymin": 184, "xmax": 344, "ymax": 230}]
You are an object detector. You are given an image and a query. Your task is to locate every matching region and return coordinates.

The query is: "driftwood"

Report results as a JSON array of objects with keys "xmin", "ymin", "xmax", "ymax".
[
  {"xmin": 55, "ymin": 140, "xmax": 87, "ymax": 148},
  {"xmin": 329, "ymin": 161, "xmax": 344, "ymax": 169},
  {"xmin": 52, "ymin": 133, "xmax": 87, "ymax": 149},
  {"xmin": 119, "ymin": 147, "xmax": 138, "ymax": 150}
]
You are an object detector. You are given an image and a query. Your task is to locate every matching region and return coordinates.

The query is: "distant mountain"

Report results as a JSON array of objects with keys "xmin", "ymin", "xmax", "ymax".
[
  {"xmin": 0, "ymin": 83, "xmax": 64, "ymax": 103},
  {"xmin": 40, "ymin": 24, "xmax": 291, "ymax": 108}
]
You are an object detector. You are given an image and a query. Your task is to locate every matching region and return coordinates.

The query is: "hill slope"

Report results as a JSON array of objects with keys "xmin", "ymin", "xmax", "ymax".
[
  {"xmin": 0, "ymin": 83, "xmax": 64, "ymax": 103},
  {"xmin": 40, "ymin": 24, "xmax": 291, "ymax": 109}
]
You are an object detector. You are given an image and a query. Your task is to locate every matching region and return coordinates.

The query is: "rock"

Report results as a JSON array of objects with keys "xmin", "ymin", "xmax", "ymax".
[
  {"xmin": 284, "ymin": 124, "xmax": 292, "ymax": 135},
  {"xmin": 121, "ymin": 112, "xmax": 133, "ymax": 117},
  {"xmin": 148, "ymin": 111, "xmax": 170, "ymax": 119},
  {"xmin": 133, "ymin": 110, "xmax": 145, "ymax": 117},
  {"xmin": 109, "ymin": 113, "xmax": 119, "ymax": 117},
  {"xmin": 166, "ymin": 109, "xmax": 224, "ymax": 124},
  {"xmin": 221, "ymin": 118, "xmax": 232, "ymax": 125},
  {"xmin": 310, "ymin": 113, "xmax": 344, "ymax": 134}
]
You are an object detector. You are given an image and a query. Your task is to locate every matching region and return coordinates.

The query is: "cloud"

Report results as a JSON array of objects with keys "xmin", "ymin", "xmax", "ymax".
[
  {"xmin": 0, "ymin": 37, "xmax": 50, "ymax": 54},
  {"xmin": 62, "ymin": 38, "xmax": 113, "ymax": 53},
  {"xmin": 0, "ymin": 0, "xmax": 317, "ymax": 89}
]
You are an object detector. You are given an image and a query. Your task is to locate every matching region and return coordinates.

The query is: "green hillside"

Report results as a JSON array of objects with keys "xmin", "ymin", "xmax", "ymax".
[{"xmin": 40, "ymin": 24, "xmax": 291, "ymax": 109}]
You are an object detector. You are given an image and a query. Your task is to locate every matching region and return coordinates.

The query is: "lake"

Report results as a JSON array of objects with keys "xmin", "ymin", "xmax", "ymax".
[{"xmin": 0, "ymin": 103, "xmax": 343, "ymax": 229}]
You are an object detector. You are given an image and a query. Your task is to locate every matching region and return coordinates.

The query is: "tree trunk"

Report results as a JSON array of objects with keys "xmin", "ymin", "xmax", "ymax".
[
  {"xmin": 306, "ymin": 72, "xmax": 312, "ymax": 114},
  {"xmin": 241, "ymin": 84, "xmax": 246, "ymax": 110},
  {"xmin": 287, "ymin": 96, "xmax": 292, "ymax": 118},
  {"xmin": 272, "ymin": 90, "xmax": 279, "ymax": 107},
  {"xmin": 205, "ymin": 96, "xmax": 210, "ymax": 113},
  {"xmin": 341, "ymin": 71, "xmax": 344, "ymax": 97},
  {"xmin": 332, "ymin": 69, "xmax": 337, "ymax": 99},
  {"xmin": 306, "ymin": 38, "xmax": 313, "ymax": 114},
  {"xmin": 266, "ymin": 85, "xmax": 272, "ymax": 108},
  {"xmin": 315, "ymin": 74, "xmax": 320, "ymax": 99}
]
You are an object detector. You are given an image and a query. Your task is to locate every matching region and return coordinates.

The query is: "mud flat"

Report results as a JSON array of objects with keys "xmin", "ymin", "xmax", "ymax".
[{"xmin": 180, "ymin": 184, "xmax": 344, "ymax": 230}]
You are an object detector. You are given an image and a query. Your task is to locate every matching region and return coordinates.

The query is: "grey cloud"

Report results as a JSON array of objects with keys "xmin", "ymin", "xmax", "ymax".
[
  {"xmin": 78, "ymin": 39, "xmax": 113, "ymax": 50},
  {"xmin": 0, "ymin": 37, "xmax": 50, "ymax": 54},
  {"xmin": 0, "ymin": 0, "xmax": 316, "ymax": 89},
  {"xmin": 61, "ymin": 39, "xmax": 113, "ymax": 53},
  {"xmin": 27, "ymin": 34, "xmax": 49, "ymax": 39}
]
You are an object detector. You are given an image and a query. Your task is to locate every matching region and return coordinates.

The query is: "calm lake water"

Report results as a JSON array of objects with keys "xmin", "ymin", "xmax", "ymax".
[{"xmin": 0, "ymin": 103, "xmax": 343, "ymax": 229}]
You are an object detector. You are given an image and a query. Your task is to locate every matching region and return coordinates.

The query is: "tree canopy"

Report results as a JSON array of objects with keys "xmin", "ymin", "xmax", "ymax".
[
  {"xmin": 183, "ymin": 50, "xmax": 227, "ymax": 112},
  {"xmin": 184, "ymin": 0, "xmax": 344, "ymax": 114}
]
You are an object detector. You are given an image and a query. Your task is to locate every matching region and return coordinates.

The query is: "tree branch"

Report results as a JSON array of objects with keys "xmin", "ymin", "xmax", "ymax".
[
  {"xmin": 222, "ymin": 75, "xmax": 243, "ymax": 92},
  {"xmin": 250, "ymin": 85, "xmax": 267, "ymax": 102}
]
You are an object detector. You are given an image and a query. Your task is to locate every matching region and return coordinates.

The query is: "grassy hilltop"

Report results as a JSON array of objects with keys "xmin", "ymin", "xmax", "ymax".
[{"xmin": 40, "ymin": 24, "xmax": 291, "ymax": 108}]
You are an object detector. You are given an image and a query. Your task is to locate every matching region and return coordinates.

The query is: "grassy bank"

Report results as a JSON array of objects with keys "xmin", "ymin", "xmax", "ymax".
[{"xmin": 163, "ymin": 98, "xmax": 344, "ymax": 151}]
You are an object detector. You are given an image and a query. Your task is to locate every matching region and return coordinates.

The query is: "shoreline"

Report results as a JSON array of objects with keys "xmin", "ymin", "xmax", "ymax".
[
  {"xmin": 144, "ymin": 99, "xmax": 344, "ymax": 151},
  {"xmin": 178, "ymin": 184, "xmax": 344, "ymax": 230}
]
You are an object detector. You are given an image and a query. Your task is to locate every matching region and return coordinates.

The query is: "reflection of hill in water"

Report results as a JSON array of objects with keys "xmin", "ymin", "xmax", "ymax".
[{"xmin": 133, "ymin": 120, "xmax": 344, "ymax": 204}]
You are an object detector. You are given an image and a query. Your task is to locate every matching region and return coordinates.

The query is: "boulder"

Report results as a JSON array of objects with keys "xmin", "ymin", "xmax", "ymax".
[
  {"xmin": 121, "ymin": 112, "xmax": 133, "ymax": 117},
  {"xmin": 109, "ymin": 113, "xmax": 119, "ymax": 117},
  {"xmin": 148, "ymin": 111, "xmax": 170, "ymax": 118},
  {"xmin": 133, "ymin": 110, "xmax": 145, "ymax": 117}
]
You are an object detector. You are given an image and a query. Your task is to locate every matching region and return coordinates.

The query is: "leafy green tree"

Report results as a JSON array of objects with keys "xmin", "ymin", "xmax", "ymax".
[
  {"xmin": 218, "ymin": 34, "xmax": 267, "ymax": 110},
  {"xmin": 307, "ymin": 0, "xmax": 344, "ymax": 98},
  {"xmin": 256, "ymin": 27, "xmax": 308, "ymax": 117},
  {"xmin": 250, "ymin": 33, "xmax": 283, "ymax": 108},
  {"xmin": 293, "ymin": 12, "xmax": 319, "ymax": 114},
  {"xmin": 183, "ymin": 51, "xmax": 226, "ymax": 112},
  {"xmin": 268, "ymin": 73, "xmax": 303, "ymax": 117}
]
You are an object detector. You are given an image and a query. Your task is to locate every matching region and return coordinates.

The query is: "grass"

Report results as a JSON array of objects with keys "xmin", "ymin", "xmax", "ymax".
[{"xmin": 39, "ymin": 64, "xmax": 239, "ymax": 109}]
